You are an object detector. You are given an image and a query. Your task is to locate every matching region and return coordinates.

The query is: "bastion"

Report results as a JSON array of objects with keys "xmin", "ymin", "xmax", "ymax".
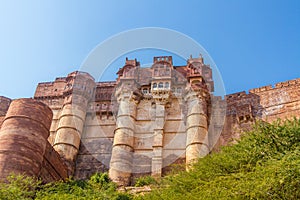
[{"xmin": 0, "ymin": 56, "xmax": 299, "ymax": 186}]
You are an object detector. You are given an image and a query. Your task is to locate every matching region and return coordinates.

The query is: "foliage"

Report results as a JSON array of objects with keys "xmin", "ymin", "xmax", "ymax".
[
  {"xmin": 134, "ymin": 176, "xmax": 157, "ymax": 187},
  {"xmin": 2, "ymin": 119, "xmax": 300, "ymax": 199},
  {"xmin": 0, "ymin": 174, "xmax": 41, "ymax": 200},
  {"xmin": 0, "ymin": 172, "xmax": 132, "ymax": 200},
  {"xmin": 35, "ymin": 172, "xmax": 130, "ymax": 200},
  {"xmin": 136, "ymin": 119, "xmax": 300, "ymax": 200}
]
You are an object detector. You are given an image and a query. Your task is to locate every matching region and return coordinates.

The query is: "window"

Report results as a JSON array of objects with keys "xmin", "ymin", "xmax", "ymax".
[
  {"xmin": 154, "ymin": 69, "xmax": 158, "ymax": 76},
  {"xmin": 165, "ymin": 82, "xmax": 170, "ymax": 88},
  {"xmin": 142, "ymin": 88, "xmax": 148, "ymax": 94},
  {"xmin": 153, "ymin": 83, "xmax": 157, "ymax": 89},
  {"xmin": 177, "ymin": 87, "xmax": 182, "ymax": 93},
  {"xmin": 166, "ymin": 68, "xmax": 170, "ymax": 75},
  {"xmin": 158, "ymin": 82, "xmax": 163, "ymax": 88}
]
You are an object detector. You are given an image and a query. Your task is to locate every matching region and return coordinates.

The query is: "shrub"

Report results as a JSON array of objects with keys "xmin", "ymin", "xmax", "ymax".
[
  {"xmin": 137, "ymin": 119, "xmax": 300, "ymax": 199},
  {"xmin": 0, "ymin": 174, "xmax": 41, "ymax": 200},
  {"xmin": 134, "ymin": 176, "xmax": 157, "ymax": 187}
]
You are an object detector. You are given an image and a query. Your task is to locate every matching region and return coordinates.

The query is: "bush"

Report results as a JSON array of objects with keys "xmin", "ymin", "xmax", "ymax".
[
  {"xmin": 35, "ymin": 173, "xmax": 130, "ymax": 199},
  {"xmin": 134, "ymin": 176, "xmax": 157, "ymax": 187},
  {"xmin": 0, "ymin": 174, "xmax": 41, "ymax": 200},
  {"xmin": 137, "ymin": 119, "xmax": 300, "ymax": 199}
]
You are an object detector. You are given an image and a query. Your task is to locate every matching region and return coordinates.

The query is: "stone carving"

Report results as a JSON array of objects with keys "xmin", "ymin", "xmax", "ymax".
[{"xmin": 0, "ymin": 56, "xmax": 299, "ymax": 186}]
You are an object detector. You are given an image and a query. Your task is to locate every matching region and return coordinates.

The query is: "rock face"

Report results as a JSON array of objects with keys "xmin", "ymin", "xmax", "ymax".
[
  {"xmin": 0, "ymin": 98, "xmax": 67, "ymax": 182},
  {"xmin": 0, "ymin": 55, "xmax": 299, "ymax": 185}
]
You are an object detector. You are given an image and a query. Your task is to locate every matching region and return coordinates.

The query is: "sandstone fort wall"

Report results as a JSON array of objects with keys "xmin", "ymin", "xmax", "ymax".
[{"xmin": 0, "ymin": 56, "xmax": 299, "ymax": 186}]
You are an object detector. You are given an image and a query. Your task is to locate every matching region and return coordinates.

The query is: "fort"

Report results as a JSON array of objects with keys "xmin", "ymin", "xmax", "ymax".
[{"xmin": 0, "ymin": 55, "xmax": 299, "ymax": 186}]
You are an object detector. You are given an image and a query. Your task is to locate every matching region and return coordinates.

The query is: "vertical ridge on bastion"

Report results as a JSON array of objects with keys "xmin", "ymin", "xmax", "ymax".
[
  {"xmin": 0, "ymin": 98, "xmax": 68, "ymax": 182},
  {"xmin": 30, "ymin": 56, "xmax": 300, "ymax": 185},
  {"xmin": 0, "ymin": 55, "xmax": 295, "ymax": 185}
]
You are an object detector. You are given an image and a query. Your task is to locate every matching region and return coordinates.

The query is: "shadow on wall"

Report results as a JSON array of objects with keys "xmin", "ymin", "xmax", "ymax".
[{"xmin": 218, "ymin": 91, "xmax": 263, "ymax": 147}]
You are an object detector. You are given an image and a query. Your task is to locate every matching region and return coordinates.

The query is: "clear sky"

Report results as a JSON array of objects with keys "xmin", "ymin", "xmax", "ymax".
[{"xmin": 0, "ymin": 0, "xmax": 299, "ymax": 99}]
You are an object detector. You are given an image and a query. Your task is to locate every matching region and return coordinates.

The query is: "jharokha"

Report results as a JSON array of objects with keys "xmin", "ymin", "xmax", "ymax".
[{"xmin": 0, "ymin": 55, "xmax": 299, "ymax": 186}]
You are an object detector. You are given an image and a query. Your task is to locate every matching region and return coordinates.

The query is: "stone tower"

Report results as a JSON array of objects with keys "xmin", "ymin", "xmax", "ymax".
[
  {"xmin": 108, "ymin": 55, "xmax": 213, "ymax": 185},
  {"xmin": 185, "ymin": 55, "xmax": 212, "ymax": 167},
  {"xmin": 109, "ymin": 58, "xmax": 141, "ymax": 186},
  {"xmin": 0, "ymin": 99, "xmax": 52, "ymax": 179},
  {"xmin": 53, "ymin": 71, "xmax": 96, "ymax": 175},
  {"xmin": 150, "ymin": 56, "xmax": 172, "ymax": 178},
  {"xmin": 0, "ymin": 55, "xmax": 298, "ymax": 185}
]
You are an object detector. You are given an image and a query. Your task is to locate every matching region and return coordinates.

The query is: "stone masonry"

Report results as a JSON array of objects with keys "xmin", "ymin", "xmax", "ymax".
[{"xmin": 0, "ymin": 55, "xmax": 299, "ymax": 186}]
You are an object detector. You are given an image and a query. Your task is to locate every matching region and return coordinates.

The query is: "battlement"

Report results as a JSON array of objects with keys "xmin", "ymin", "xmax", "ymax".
[
  {"xmin": 275, "ymin": 78, "xmax": 300, "ymax": 89},
  {"xmin": 247, "ymin": 78, "xmax": 300, "ymax": 94},
  {"xmin": 249, "ymin": 85, "xmax": 273, "ymax": 93},
  {"xmin": 1, "ymin": 55, "xmax": 299, "ymax": 185},
  {"xmin": 55, "ymin": 77, "xmax": 67, "ymax": 82},
  {"xmin": 0, "ymin": 96, "xmax": 11, "ymax": 116},
  {"xmin": 225, "ymin": 91, "xmax": 247, "ymax": 101},
  {"xmin": 187, "ymin": 54, "xmax": 204, "ymax": 64},
  {"xmin": 125, "ymin": 57, "xmax": 140, "ymax": 66},
  {"xmin": 153, "ymin": 56, "xmax": 173, "ymax": 65}
]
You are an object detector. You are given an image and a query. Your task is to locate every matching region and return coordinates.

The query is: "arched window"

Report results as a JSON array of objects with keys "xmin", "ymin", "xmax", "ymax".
[
  {"xmin": 153, "ymin": 83, "xmax": 157, "ymax": 89},
  {"xmin": 166, "ymin": 68, "xmax": 170, "ymax": 75},
  {"xmin": 165, "ymin": 82, "xmax": 170, "ymax": 88},
  {"xmin": 142, "ymin": 88, "xmax": 148, "ymax": 94},
  {"xmin": 154, "ymin": 69, "xmax": 158, "ymax": 76},
  {"xmin": 177, "ymin": 87, "xmax": 182, "ymax": 93},
  {"xmin": 158, "ymin": 82, "xmax": 163, "ymax": 88}
]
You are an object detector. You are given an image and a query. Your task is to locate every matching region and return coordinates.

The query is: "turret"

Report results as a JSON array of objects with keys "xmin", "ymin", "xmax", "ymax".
[
  {"xmin": 187, "ymin": 54, "xmax": 214, "ymax": 93},
  {"xmin": 109, "ymin": 59, "xmax": 142, "ymax": 186},
  {"xmin": 53, "ymin": 71, "xmax": 95, "ymax": 175},
  {"xmin": 0, "ymin": 98, "xmax": 53, "ymax": 180},
  {"xmin": 185, "ymin": 55, "xmax": 212, "ymax": 168}
]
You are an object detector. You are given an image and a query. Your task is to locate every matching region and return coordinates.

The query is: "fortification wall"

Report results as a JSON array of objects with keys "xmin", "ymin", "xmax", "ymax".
[
  {"xmin": 40, "ymin": 142, "xmax": 68, "ymax": 182},
  {"xmin": 74, "ymin": 112, "xmax": 115, "ymax": 179},
  {"xmin": 28, "ymin": 66, "xmax": 300, "ymax": 184},
  {"xmin": 249, "ymin": 78, "xmax": 300, "ymax": 122},
  {"xmin": 0, "ymin": 98, "xmax": 67, "ymax": 182},
  {"xmin": 0, "ymin": 99, "xmax": 66, "ymax": 182},
  {"xmin": 218, "ymin": 78, "xmax": 300, "ymax": 147}
]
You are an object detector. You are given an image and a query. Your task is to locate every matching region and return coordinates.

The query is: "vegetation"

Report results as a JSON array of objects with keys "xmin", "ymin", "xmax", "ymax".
[
  {"xmin": 137, "ymin": 119, "xmax": 300, "ymax": 199},
  {"xmin": 1, "ymin": 119, "xmax": 300, "ymax": 199},
  {"xmin": 0, "ymin": 172, "xmax": 132, "ymax": 200},
  {"xmin": 134, "ymin": 176, "xmax": 157, "ymax": 187}
]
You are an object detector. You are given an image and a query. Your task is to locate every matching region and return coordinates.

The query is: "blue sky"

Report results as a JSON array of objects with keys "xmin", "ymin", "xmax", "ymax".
[{"xmin": 0, "ymin": 0, "xmax": 299, "ymax": 98}]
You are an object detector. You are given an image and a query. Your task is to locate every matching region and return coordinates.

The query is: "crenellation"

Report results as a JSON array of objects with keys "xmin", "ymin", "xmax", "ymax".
[
  {"xmin": 249, "ymin": 85, "xmax": 273, "ymax": 93},
  {"xmin": 0, "ymin": 55, "xmax": 299, "ymax": 186},
  {"xmin": 275, "ymin": 78, "xmax": 300, "ymax": 89}
]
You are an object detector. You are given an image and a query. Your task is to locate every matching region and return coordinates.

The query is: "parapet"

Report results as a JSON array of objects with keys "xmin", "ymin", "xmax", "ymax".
[
  {"xmin": 249, "ymin": 85, "xmax": 273, "ymax": 94},
  {"xmin": 275, "ymin": 78, "xmax": 300, "ymax": 89},
  {"xmin": 225, "ymin": 91, "xmax": 247, "ymax": 101},
  {"xmin": 0, "ymin": 96, "xmax": 11, "ymax": 116},
  {"xmin": 248, "ymin": 78, "xmax": 300, "ymax": 94}
]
